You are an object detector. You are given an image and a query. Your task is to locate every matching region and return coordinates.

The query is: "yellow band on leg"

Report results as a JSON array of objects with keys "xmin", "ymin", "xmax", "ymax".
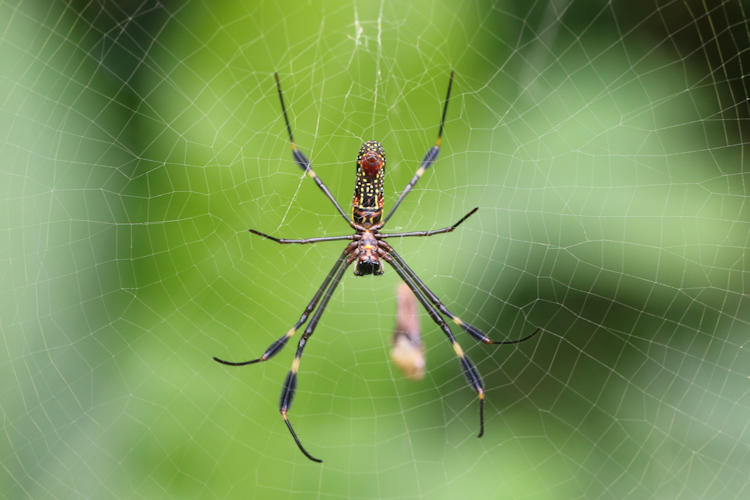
[{"xmin": 452, "ymin": 342, "xmax": 464, "ymax": 358}]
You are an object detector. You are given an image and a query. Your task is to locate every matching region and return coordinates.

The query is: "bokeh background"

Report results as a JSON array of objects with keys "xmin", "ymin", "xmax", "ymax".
[{"xmin": 2, "ymin": 1, "xmax": 749, "ymax": 498}]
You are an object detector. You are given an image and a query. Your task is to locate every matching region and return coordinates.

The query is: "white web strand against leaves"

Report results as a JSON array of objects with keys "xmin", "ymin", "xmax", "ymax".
[{"xmin": 1, "ymin": 0, "xmax": 749, "ymax": 499}]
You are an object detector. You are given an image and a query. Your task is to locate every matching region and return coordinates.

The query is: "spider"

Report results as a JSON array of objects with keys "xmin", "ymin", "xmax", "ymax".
[{"xmin": 214, "ymin": 72, "xmax": 540, "ymax": 463}]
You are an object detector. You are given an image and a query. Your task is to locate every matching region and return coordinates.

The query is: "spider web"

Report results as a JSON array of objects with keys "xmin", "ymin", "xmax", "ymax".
[{"xmin": 2, "ymin": 0, "xmax": 749, "ymax": 498}]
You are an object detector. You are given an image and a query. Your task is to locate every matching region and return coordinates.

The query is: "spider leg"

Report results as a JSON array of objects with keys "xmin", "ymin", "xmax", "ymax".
[
  {"xmin": 383, "ymin": 71, "xmax": 454, "ymax": 225},
  {"xmin": 249, "ymin": 229, "xmax": 359, "ymax": 245},
  {"xmin": 380, "ymin": 247, "xmax": 486, "ymax": 438},
  {"xmin": 275, "ymin": 73, "xmax": 354, "ymax": 227},
  {"xmin": 377, "ymin": 207, "xmax": 478, "ymax": 239},
  {"xmin": 279, "ymin": 255, "xmax": 353, "ymax": 463},
  {"xmin": 383, "ymin": 242, "xmax": 540, "ymax": 345},
  {"xmin": 213, "ymin": 244, "xmax": 355, "ymax": 366}
]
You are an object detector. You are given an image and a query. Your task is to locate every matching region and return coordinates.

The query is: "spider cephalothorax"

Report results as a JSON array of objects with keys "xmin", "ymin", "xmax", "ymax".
[{"xmin": 214, "ymin": 72, "xmax": 540, "ymax": 463}]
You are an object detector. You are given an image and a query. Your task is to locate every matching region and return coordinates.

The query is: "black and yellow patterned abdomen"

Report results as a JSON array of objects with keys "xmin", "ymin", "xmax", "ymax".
[{"xmin": 352, "ymin": 141, "xmax": 386, "ymax": 225}]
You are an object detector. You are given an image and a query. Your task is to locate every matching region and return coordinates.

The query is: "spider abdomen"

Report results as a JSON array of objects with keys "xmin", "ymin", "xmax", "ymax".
[{"xmin": 352, "ymin": 141, "xmax": 386, "ymax": 225}]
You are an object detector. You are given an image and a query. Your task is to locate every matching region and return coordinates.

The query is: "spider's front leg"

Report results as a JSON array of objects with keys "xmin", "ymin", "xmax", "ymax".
[
  {"xmin": 378, "ymin": 246, "xmax": 487, "ymax": 437},
  {"xmin": 278, "ymin": 254, "xmax": 353, "ymax": 463},
  {"xmin": 381, "ymin": 243, "xmax": 541, "ymax": 346},
  {"xmin": 213, "ymin": 244, "xmax": 355, "ymax": 367}
]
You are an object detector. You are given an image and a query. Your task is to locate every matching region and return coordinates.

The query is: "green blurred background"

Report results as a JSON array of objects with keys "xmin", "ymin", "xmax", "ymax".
[{"xmin": 2, "ymin": 0, "xmax": 749, "ymax": 498}]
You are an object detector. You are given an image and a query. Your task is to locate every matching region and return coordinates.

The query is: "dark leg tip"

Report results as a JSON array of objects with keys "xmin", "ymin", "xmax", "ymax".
[
  {"xmin": 283, "ymin": 414, "xmax": 323, "ymax": 463},
  {"xmin": 477, "ymin": 391, "xmax": 485, "ymax": 438},
  {"xmin": 213, "ymin": 356, "xmax": 261, "ymax": 366},
  {"xmin": 488, "ymin": 327, "xmax": 542, "ymax": 345}
]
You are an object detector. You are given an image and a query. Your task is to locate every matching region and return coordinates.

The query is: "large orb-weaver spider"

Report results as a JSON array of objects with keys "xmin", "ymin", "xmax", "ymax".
[{"xmin": 214, "ymin": 72, "xmax": 540, "ymax": 463}]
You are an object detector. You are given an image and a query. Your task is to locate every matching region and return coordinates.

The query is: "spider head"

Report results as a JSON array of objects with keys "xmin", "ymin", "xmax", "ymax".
[
  {"xmin": 354, "ymin": 259, "xmax": 383, "ymax": 276},
  {"xmin": 357, "ymin": 141, "xmax": 386, "ymax": 176}
]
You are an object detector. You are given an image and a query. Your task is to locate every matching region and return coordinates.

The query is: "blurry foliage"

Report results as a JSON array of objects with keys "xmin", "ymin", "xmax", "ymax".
[{"xmin": 2, "ymin": 0, "xmax": 749, "ymax": 499}]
